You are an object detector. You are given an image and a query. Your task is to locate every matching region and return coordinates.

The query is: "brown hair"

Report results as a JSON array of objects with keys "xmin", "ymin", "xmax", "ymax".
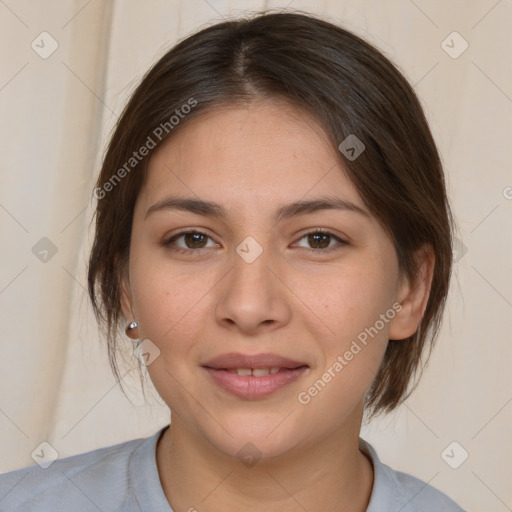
[{"xmin": 87, "ymin": 10, "xmax": 453, "ymax": 417}]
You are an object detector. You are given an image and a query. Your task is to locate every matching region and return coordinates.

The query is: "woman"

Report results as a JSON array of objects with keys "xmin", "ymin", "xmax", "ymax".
[{"xmin": 0, "ymin": 11, "xmax": 465, "ymax": 511}]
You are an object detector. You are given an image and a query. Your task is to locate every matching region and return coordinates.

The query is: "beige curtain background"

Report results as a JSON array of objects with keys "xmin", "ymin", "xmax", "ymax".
[{"xmin": 1, "ymin": 0, "xmax": 511, "ymax": 509}]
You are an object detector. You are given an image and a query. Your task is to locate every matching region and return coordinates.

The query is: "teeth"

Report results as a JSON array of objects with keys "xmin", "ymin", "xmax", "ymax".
[
  {"xmin": 252, "ymin": 368, "xmax": 270, "ymax": 376},
  {"xmin": 230, "ymin": 368, "xmax": 282, "ymax": 376}
]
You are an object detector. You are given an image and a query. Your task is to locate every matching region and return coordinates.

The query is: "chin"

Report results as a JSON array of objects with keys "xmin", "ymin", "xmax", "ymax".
[{"xmin": 197, "ymin": 414, "xmax": 303, "ymax": 464}]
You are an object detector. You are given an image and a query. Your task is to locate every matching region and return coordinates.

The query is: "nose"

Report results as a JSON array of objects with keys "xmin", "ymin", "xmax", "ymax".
[{"xmin": 215, "ymin": 244, "xmax": 292, "ymax": 335}]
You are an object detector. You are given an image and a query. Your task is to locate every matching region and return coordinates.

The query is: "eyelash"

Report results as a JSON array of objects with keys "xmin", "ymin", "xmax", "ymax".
[{"xmin": 162, "ymin": 229, "xmax": 347, "ymax": 255}]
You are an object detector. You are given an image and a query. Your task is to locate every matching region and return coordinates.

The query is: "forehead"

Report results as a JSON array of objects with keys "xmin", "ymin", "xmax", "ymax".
[{"xmin": 137, "ymin": 100, "xmax": 365, "ymax": 216}]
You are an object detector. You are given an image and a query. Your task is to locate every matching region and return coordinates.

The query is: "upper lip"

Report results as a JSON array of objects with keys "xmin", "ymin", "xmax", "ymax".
[{"xmin": 202, "ymin": 352, "xmax": 308, "ymax": 370}]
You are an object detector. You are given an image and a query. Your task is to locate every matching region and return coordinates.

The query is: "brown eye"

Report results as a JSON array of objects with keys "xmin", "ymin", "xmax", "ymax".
[
  {"xmin": 308, "ymin": 232, "xmax": 331, "ymax": 249},
  {"xmin": 163, "ymin": 230, "xmax": 218, "ymax": 252},
  {"xmin": 294, "ymin": 230, "xmax": 347, "ymax": 251},
  {"xmin": 183, "ymin": 232, "xmax": 208, "ymax": 248}
]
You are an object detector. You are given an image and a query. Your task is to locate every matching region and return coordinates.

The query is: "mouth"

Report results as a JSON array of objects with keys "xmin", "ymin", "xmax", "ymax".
[{"xmin": 201, "ymin": 352, "xmax": 309, "ymax": 399}]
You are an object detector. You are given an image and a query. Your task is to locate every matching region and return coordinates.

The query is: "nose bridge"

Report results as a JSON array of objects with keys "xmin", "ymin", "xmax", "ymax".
[
  {"xmin": 234, "ymin": 239, "xmax": 272, "ymax": 291},
  {"xmin": 215, "ymin": 236, "xmax": 290, "ymax": 332}
]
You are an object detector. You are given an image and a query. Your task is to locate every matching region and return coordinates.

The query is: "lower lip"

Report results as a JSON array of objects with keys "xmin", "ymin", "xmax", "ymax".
[{"xmin": 203, "ymin": 367, "xmax": 308, "ymax": 399}]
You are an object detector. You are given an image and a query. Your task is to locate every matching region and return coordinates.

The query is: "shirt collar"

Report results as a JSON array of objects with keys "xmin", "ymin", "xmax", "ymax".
[
  {"xmin": 359, "ymin": 436, "xmax": 404, "ymax": 511},
  {"xmin": 129, "ymin": 426, "xmax": 404, "ymax": 511},
  {"xmin": 129, "ymin": 424, "xmax": 173, "ymax": 511}
]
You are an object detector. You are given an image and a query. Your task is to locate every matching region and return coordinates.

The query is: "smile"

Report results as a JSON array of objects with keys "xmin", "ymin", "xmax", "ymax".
[{"xmin": 201, "ymin": 352, "xmax": 309, "ymax": 399}]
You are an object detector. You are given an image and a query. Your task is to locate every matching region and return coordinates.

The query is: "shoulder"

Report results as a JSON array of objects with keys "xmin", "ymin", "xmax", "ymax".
[
  {"xmin": 359, "ymin": 438, "xmax": 466, "ymax": 512},
  {"xmin": 0, "ymin": 430, "xmax": 161, "ymax": 512},
  {"xmin": 390, "ymin": 468, "xmax": 466, "ymax": 511}
]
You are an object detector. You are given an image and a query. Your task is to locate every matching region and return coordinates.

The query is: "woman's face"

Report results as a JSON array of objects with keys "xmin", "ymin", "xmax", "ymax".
[{"xmin": 121, "ymin": 100, "xmax": 420, "ymax": 460}]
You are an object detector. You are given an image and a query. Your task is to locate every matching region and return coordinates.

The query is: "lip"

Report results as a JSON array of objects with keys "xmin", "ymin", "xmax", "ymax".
[
  {"xmin": 202, "ymin": 352, "xmax": 307, "ymax": 370},
  {"xmin": 202, "ymin": 352, "xmax": 309, "ymax": 400}
]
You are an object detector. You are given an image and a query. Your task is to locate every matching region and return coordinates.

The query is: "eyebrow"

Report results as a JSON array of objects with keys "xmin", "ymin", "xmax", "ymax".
[{"xmin": 144, "ymin": 194, "xmax": 370, "ymax": 222}]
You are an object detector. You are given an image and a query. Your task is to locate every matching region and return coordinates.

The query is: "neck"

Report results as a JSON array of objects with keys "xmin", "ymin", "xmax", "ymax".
[{"xmin": 156, "ymin": 417, "xmax": 374, "ymax": 512}]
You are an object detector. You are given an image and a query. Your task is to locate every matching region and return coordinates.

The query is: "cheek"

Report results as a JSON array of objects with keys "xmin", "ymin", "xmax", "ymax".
[
  {"xmin": 295, "ymin": 277, "xmax": 392, "ymax": 429},
  {"xmin": 306, "ymin": 258, "xmax": 397, "ymax": 343},
  {"xmin": 130, "ymin": 256, "xmax": 215, "ymax": 348},
  {"xmin": 129, "ymin": 263, "xmax": 212, "ymax": 414},
  {"xmin": 299, "ymin": 255, "xmax": 396, "ymax": 395}
]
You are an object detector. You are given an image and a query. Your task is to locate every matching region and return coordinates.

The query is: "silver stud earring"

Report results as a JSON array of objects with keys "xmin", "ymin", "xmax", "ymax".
[{"xmin": 125, "ymin": 321, "xmax": 138, "ymax": 337}]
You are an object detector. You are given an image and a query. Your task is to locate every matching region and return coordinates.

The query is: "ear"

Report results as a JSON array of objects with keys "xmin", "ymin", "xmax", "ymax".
[
  {"xmin": 388, "ymin": 245, "xmax": 435, "ymax": 341},
  {"xmin": 118, "ymin": 257, "xmax": 139, "ymax": 340}
]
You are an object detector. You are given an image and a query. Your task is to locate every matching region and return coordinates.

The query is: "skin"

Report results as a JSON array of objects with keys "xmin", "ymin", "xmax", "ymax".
[{"xmin": 120, "ymin": 99, "xmax": 434, "ymax": 512}]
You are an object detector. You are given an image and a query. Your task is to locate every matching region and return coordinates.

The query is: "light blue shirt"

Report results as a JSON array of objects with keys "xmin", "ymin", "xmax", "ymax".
[{"xmin": 0, "ymin": 425, "xmax": 465, "ymax": 511}]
